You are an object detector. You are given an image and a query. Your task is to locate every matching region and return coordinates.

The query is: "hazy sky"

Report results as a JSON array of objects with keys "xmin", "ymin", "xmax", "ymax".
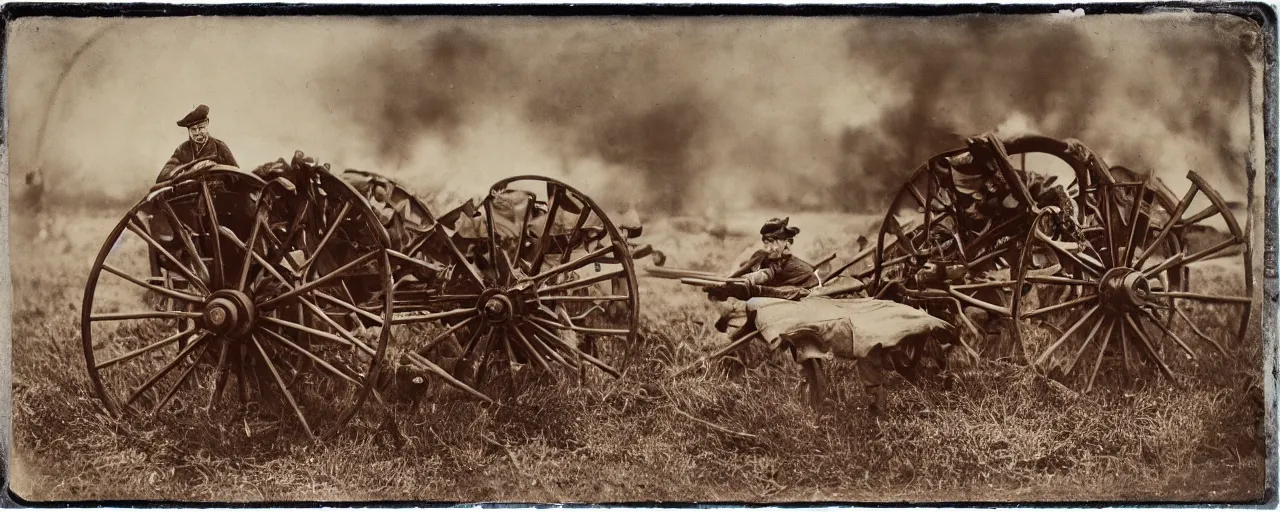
[{"xmin": 6, "ymin": 13, "xmax": 1263, "ymax": 215}]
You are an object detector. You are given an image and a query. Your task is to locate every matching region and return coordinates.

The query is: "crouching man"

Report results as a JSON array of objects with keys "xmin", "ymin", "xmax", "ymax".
[
  {"xmin": 704, "ymin": 217, "xmax": 823, "ymax": 302},
  {"xmin": 715, "ymin": 296, "xmax": 958, "ymax": 416}
]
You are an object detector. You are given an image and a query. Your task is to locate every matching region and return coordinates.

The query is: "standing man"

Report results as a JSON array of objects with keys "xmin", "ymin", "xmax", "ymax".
[
  {"xmin": 705, "ymin": 217, "xmax": 822, "ymax": 301},
  {"xmin": 158, "ymin": 104, "xmax": 238, "ymax": 182},
  {"xmin": 23, "ymin": 171, "xmax": 50, "ymax": 241}
]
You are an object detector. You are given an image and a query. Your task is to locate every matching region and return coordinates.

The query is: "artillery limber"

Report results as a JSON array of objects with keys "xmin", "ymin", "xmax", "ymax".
[
  {"xmin": 855, "ymin": 132, "xmax": 1254, "ymax": 390},
  {"xmin": 81, "ymin": 152, "xmax": 653, "ymax": 439}
]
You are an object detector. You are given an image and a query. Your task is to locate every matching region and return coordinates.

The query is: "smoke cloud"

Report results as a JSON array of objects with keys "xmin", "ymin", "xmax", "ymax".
[{"xmin": 8, "ymin": 14, "xmax": 1262, "ymax": 218}]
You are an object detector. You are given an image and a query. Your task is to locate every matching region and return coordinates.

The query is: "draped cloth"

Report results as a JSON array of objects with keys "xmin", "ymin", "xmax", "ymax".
[{"xmin": 744, "ymin": 296, "xmax": 956, "ymax": 361}]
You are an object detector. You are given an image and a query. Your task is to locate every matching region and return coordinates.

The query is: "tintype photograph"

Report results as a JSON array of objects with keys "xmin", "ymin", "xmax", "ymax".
[{"xmin": 3, "ymin": 4, "xmax": 1275, "ymax": 505}]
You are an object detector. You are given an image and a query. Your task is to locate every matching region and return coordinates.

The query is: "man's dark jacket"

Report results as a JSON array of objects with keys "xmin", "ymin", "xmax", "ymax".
[{"xmin": 159, "ymin": 138, "xmax": 238, "ymax": 181}]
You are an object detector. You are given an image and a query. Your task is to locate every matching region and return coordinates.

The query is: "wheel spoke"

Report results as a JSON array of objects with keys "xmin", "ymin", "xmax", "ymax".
[
  {"xmin": 1062, "ymin": 314, "xmax": 1109, "ymax": 375},
  {"xmin": 125, "ymin": 221, "xmax": 211, "ymax": 294},
  {"xmin": 1151, "ymin": 291, "xmax": 1251, "ymax": 305},
  {"xmin": 529, "ymin": 314, "xmax": 629, "ymax": 336},
  {"xmin": 493, "ymin": 325, "xmax": 528, "ymax": 373},
  {"xmin": 948, "ymin": 303, "xmax": 986, "ymax": 360},
  {"xmin": 1100, "ymin": 184, "xmax": 1118, "ymax": 267},
  {"xmin": 207, "ymin": 337, "xmax": 232, "ymax": 410},
  {"xmin": 949, "ymin": 289, "xmax": 1010, "ymax": 317},
  {"xmin": 259, "ymin": 251, "xmax": 379, "ymax": 311},
  {"xmin": 435, "ymin": 227, "xmax": 486, "ymax": 287},
  {"xmin": 152, "ymin": 339, "xmax": 214, "ymax": 414},
  {"xmin": 1034, "ymin": 305, "xmax": 1100, "ymax": 366},
  {"xmin": 557, "ymin": 204, "xmax": 598, "ymax": 267},
  {"xmin": 389, "ymin": 250, "xmax": 446, "ymax": 277},
  {"xmin": 483, "ymin": 195, "xmax": 502, "ymax": 282},
  {"xmin": 250, "ymin": 335, "xmax": 316, "ymax": 439},
  {"xmin": 158, "ymin": 199, "xmax": 212, "ymax": 284},
  {"xmin": 507, "ymin": 325, "xmax": 555, "ymax": 379},
  {"xmin": 256, "ymin": 326, "xmax": 364, "ymax": 387},
  {"xmin": 1085, "ymin": 317, "xmax": 1117, "ymax": 393},
  {"xmin": 91, "ymin": 310, "xmax": 202, "ymax": 322},
  {"xmin": 235, "ymin": 344, "xmax": 249, "ymax": 406},
  {"xmin": 296, "ymin": 296, "xmax": 380, "ymax": 355},
  {"xmin": 884, "ymin": 215, "xmax": 920, "ymax": 257},
  {"xmin": 1124, "ymin": 314, "xmax": 1177, "ymax": 382},
  {"xmin": 1120, "ymin": 317, "xmax": 1132, "ymax": 374},
  {"xmin": 237, "ymin": 202, "xmax": 269, "ymax": 291},
  {"xmin": 301, "ymin": 201, "xmax": 352, "ymax": 278},
  {"xmin": 524, "ymin": 319, "xmax": 620, "ymax": 378},
  {"xmin": 125, "ymin": 333, "xmax": 210, "ymax": 405},
  {"xmin": 101, "ymin": 263, "xmax": 205, "ymax": 304},
  {"xmin": 401, "ymin": 352, "xmax": 494, "ymax": 403},
  {"xmin": 252, "ymin": 198, "xmax": 311, "ymax": 285},
  {"xmin": 1137, "ymin": 308, "xmax": 1196, "ymax": 360},
  {"xmin": 534, "ymin": 295, "xmax": 630, "ymax": 302},
  {"xmin": 96, "ymin": 328, "xmax": 199, "ymax": 369},
  {"xmin": 1179, "ymin": 203, "xmax": 1221, "ymax": 227},
  {"xmin": 314, "ymin": 291, "xmax": 385, "ymax": 326},
  {"xmin": 389, "ymin": 307, "xmax": 477, "ymax": 325},
  {"xmin": 1122, "ymin": 183, "xmax": 1150, "ymax": 266},
  {"xmin": 538, "ymin": 268, "xmax": 627, "ymax": 295},
  {"xmin": 951, "ymin": 280, "xmax": 1016, "ymax": 291},
  {"xmin": 513, "ymin": 195, "xmax": 535, "ymax": 276},
  {"xmin": 1135, "ymin": 184, "xmax": 1199, "ymax": 268},
  {"xmin": 200, "ymin": 181, "xmax": 226, "ymax": 289},
  {"xmin": 517, "ymin": 324, "xmax": 576, "ymax": 370},
  {"xmin": 1142, "ymin": 252, "xmax": 1185, "ymax": 279},
  {"xmin": 1024, "ymin": 275, "xmax": 1094, "ymax": 287},
  {"xmin": 219, "ymin": 227, "xmax": 300, "ymax": 288},
  {"xmin": 458, "ymin": 324, "xmax": 490, "ymax": 362},
  {"xmin": 1174, "ymin": 306, "xmax": 1228, "ymax": 355},
  {"xmin": 1180, "ymin": 238, "xmax": 1241, "ymax": 266},
  {"xmin": 413, "ymin": 315, "xmax": 479, "ymax": 358},
  {"xmin": 528, "ymin": 186, "xmax": 564, "ymax": 275},
  {"xmin": 1022, "ymin": 293, "xmax": 1097, "ymax": 320},
  {"xmin": 1035, "ymin": 230, "xmax": 1103, "ymax": 276},
  {"xmin": 532, "ymin": 244, "xmax": 616, "ymax": 282},
  {"xmin": 906, "ymin": 182, "xmax": 928, "ymax": 209},
  {"xmin": 262, "ymin": 315, "xmax": 373, "ymax": 356}
]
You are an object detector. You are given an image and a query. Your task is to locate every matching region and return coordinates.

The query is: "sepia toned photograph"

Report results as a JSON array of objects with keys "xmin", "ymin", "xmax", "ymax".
[{"xmin": 4, "ymin": 4, "xmax": 1275, "ymax": 505}]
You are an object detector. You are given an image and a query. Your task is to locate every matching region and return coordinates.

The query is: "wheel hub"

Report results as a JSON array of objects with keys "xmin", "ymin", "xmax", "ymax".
[
  {"xmin": 477, "ymin": 288, "xmax": 521, "ymax": 324},
  {"xmin": 203, "ymin": 289, "xmax": 257, "ymax": 337},
  {"xmin": 1099, "ymin": 267, "xmax": 1151, "ymax": 310}
]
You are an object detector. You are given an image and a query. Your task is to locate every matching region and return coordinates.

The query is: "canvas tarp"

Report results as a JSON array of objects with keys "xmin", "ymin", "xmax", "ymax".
[{"xmin": 745, "ymin": 297, "xmax": 955, "ymax": 361}]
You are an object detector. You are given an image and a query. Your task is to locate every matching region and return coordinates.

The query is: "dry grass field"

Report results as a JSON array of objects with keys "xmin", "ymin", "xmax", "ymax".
[{"xmin": 7, "ymin": 206, "xmax": 1269, "ymax": 504}]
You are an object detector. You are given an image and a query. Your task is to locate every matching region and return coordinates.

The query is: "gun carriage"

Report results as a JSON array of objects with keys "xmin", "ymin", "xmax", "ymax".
[
  {"xmin": 81, "ymin": 152, "xmax": 653, "ymax": 439},
  {"xmin": 858, "ymin": 133, "xmax": 1254, "ymax": 390}
]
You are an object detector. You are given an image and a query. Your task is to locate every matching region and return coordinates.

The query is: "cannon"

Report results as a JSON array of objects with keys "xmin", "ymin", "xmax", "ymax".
[{"xmin": 80, "ymin": 152, "xmax": 649, "ymax": 439}]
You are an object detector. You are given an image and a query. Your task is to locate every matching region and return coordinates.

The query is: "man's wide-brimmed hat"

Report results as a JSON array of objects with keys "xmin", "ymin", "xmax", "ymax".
[
  {"xmin": 177, "ymin": 105, "xmax": 210, "ymax": 128},
  {"xmin": 760, "ymin": 217, "xmax": 800, "ymax": 240}
]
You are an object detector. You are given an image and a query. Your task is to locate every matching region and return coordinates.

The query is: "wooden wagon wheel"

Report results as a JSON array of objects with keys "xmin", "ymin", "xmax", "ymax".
[
  {"xmin": 81, "ymin": 164, "xmax": 394, "ymax": 440},
  {"xmin": 1013, "ymin": 171, "xmax": 1253, "ymax": 391},
  {"xmin": 387, "ymin": 176, "xmax": 641, "ymax": 396},
  {"xmin": 870, "ymin": 135, "xmax": 1100, "ymax": 360}
]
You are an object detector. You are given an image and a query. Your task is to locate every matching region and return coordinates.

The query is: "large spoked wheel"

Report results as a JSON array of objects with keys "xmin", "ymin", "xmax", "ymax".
[
  {"xmin": 402, "ymin": 176, "xmax": 641, "ymax": 395},
  {"xmin": 1013, "ymin": 171, "xmax": 1252, "ymax": 391},
  {"xmin": 871, "ymin": 135, "xmax": 1115, "ymax": 361},
  {"xmin": 81, "ymin": 166, "xmax": 394, "ymax": 440}
]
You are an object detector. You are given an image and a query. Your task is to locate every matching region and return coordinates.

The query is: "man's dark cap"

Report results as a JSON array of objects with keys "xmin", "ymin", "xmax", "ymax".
[
  {"xmin": 760, "ymin": 217, "xmax": 800, "ymax": 240},
  {"xmin": 177, "ymin": 105, "xmax": 210, "ymax": 128}
]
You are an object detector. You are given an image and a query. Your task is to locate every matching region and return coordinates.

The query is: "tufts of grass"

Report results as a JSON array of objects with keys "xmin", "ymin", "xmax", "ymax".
[{"xmin": 8, "ymin": 211, "xmax": 1269, "ymax": 504}]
